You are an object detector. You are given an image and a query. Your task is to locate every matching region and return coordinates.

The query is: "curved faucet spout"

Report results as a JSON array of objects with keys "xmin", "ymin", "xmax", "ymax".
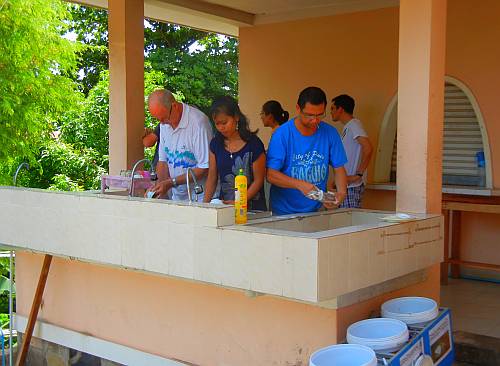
[
  {"xmin": 186, "ymin": 167, "xmax": 203, "ymax": 203},
  {"xmin": 129, "ymin": 158, "xmax": 153, "ymax": 197},
  {"xmin": 13, "ymin": 162, "xmax": 30, "ymax": 186}
]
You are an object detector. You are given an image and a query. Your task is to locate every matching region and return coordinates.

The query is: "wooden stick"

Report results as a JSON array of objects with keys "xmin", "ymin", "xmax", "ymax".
[
  {"xmin": 450, "ymin": 210, "xmax": 461, "ymax": 278},
  {"xmin": 447, "ymin": 259, "xmax": 500, "ymax": 272},
  {"xmin": 443, "ymin": 201, "xmax": 500, "ymax": 214},
  {"xmin": 16, "ymin": 254, "xmax": 53, "ymax": 366},
  {"xmin": 440, "ymin": 209, "xmax": 450, "ymax": 285}
]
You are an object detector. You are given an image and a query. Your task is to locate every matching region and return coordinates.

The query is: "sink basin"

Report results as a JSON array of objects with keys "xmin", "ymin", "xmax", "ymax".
[
  {"xmin": 245, "ymin": 210, "xmax": 390, "ymax": 234},
  {"xmin": 247, "ymin": 210, "xmax": 272, "ymax": 220}
]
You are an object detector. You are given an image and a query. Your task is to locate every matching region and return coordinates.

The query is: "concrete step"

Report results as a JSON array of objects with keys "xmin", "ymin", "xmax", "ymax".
[{"xmin": 453, "ymin": 330, "xmax": 500, "ymax": 366}]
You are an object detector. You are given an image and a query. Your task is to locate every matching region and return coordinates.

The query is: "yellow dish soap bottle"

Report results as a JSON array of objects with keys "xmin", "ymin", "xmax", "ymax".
[{"xmin": 234, "ymin": 168, "xmax": 248, "ymax": 224}]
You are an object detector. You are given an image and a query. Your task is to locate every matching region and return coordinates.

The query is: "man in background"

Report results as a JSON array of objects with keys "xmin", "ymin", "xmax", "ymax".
[{"xmin": 331, "ymin": 94, "xmax": 373, "ymax": 208}]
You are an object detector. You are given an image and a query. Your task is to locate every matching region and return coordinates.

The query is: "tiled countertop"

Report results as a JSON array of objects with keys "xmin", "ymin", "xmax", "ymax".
[{"xmin": 0, "ymin": 186, "xmax": 443, "ymax": 305}]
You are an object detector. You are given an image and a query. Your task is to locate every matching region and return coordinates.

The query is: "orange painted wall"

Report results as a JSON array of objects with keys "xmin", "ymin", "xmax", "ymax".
[
  {"xmin": 239, "ymin": 6, "xmax": 399, "ymax": 185},
  {"xmin": 16, "ymin": 252, "xmax": 338, "ymax": 365},
  {"xmin": 239, "ymin": 0, "xmax": 500, "ymax": 271},
  {"xmin": 446, "ymin": 0, "xmax": 500, "ymax": 187},
  {"xmin": 445, "ymin": 0, "xmax": 500, "ymax": 272},
  {"xmin": 240, "ymin": 0, "xmax": 500, "ymax": 188},
  {"xmin": 362, "ymin": 189, "xmax": 396, "ymax": 211},
  {"xmin": 16, "ymin": 252, "xmax": 440, "ymax": 364},
  {"xmin": 459, "ymin": 212, "xmax": 500, "ymax": 272}
]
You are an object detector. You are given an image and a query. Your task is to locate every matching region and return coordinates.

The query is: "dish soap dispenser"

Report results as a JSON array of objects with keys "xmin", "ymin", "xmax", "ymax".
[{"xmin": 235, "ymin": 168, "xmax": 248, "ymax": 224}]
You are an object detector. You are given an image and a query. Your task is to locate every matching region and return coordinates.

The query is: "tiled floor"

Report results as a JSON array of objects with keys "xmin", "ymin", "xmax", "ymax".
[{"xmin": 441, "ymin": 278, "xmax": 500, "ymax": 338}]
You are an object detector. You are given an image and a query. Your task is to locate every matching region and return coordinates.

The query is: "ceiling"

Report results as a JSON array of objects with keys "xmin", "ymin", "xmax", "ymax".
[
  {"xmin": 160, "ymin": 0, "xmax": 399, "ymax": 25},
  {"xmin": 203, "ymin": 0, "xmax": 398, "ymax": 20},
  {"xmin": 71, "ymin": 0, "xmax": 399, "ymax": 36}
]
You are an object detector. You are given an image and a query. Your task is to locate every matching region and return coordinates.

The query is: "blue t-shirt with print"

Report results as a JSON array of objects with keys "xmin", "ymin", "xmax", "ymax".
[{"xmin": 266, "ymin": 119, "xmax": 347, "ymax": 215}]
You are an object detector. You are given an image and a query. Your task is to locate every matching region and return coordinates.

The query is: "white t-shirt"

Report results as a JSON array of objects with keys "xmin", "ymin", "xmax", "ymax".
[
  {"xmin": 158, "ymin": 104, "xmax": 213, "ymax": 201},
  {"xmin": 341, "ymin": 118, "xmax": 368, "ymax": 188}
]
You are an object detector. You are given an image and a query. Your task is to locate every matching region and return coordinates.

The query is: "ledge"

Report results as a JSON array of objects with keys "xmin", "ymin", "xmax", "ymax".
[
  {"xmin": 0, "ymin": 187, "xmax": 443, "ymax": 305},
  {"xmin": 367, "ymin": 183, "xmax": 500, "ymax": 196}
]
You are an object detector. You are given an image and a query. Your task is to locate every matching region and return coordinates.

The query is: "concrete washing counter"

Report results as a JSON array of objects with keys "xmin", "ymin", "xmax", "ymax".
[{"xmin": 0, "ymin": 187, "xmax": 443, "ymax": 365}]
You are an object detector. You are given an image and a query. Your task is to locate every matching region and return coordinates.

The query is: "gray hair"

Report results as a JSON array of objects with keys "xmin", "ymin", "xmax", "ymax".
[{"xmin": 148, "ymin": 89, "xmax": 175, "ymax": 108}]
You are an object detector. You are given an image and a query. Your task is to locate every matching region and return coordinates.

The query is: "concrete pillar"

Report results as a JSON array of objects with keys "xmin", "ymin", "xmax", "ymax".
[
  {"xmin": 396, "ymin": 0, "xmax": 447, "ymax": 214},
  {"xmin": 108, "ymin": 0, "xmax": 145, "ymax": 175}
]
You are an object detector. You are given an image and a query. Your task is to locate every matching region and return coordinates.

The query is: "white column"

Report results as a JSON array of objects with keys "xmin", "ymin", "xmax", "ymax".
[
  {"xmin": 396, "ymin": 0, "xmax": 447, "ymax": 214},
  {"xmin": 108, "ymin": 0, "xmax": 145, "ymax": 175}
]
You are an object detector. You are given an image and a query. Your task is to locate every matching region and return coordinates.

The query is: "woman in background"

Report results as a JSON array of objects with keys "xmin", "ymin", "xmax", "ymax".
[
  {"xmin": 260, "ymin": 100, "xmax": 289, "ymax": 134},
  {"xmin": 204, "ymin": 96, "xmax": 267, "ymax": 211}
]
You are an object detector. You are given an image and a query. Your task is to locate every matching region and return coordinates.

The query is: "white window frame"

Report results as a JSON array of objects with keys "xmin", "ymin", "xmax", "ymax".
[{"xmin": 373, "ymin": 76, "xmax": 492, "ymax": 189}]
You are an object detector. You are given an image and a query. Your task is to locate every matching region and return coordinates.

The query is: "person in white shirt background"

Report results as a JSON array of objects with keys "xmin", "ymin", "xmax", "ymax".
[
  {"xmin": 330, "ymin": 94, "xmax": 373, "ymax": 208},
  {"xmin": 146, "ymin": 89, "xmax": 213, "ymax": 202}
]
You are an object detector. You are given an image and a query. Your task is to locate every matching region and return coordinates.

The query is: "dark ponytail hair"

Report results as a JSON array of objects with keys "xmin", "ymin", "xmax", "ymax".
[
  {"xmin": 210, "ymin": 96, "xmax": 258, "ymax": 143},
  {"xmin": 262, "ymin": 100, "xmax": 289, "ymax": 125}
]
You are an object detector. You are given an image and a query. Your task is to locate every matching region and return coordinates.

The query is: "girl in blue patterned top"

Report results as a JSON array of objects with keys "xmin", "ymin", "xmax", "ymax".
[{"xmin": 203, "ymin": 96, "xmax": 267, "ymax": 211}]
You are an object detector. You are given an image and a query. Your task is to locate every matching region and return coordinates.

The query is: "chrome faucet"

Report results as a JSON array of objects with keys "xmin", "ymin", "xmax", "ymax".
[
  {"xmin": 13, "ymin": 162, "xmax": 29, "ymax": 186},
  {"xmin": 129, "ymin": 158, "xmax": 155, "ymax": 197},
  {"xmin": 186, "ymin": 167, "xmax": 203, "ymax": 203}
]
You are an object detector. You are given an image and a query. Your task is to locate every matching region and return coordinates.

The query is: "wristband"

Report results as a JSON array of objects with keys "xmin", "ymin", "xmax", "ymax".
[
  {"xmin": 356, "ymin": 173, "xmax": 363, "ymax": 177},
  {"xmin": 171, "ymin": 177, "xmax": 178, "ymax": 187}
]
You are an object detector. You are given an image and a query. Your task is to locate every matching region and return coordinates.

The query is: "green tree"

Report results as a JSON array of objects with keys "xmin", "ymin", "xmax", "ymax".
[
  {"xmin": 0, "ymin": 0, "xmax": 78, "ymax": 181},
  {"xmin": 57, "ymin": 71, "xmax": 110, "ymax": 159},
  {"xmin": 162, "ymin": 34, "xmax": 239, "ymax": 114},
  {"xmin": 66, "ymin": 4, "xmax": 239, "ymax": 113},
  {"xmin": 65, "ymin": 3, "xmax": 108, "ymax": 96}
]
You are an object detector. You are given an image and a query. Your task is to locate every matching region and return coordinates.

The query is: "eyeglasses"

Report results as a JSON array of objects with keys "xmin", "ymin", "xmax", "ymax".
[
  {"xmin": 300, "ymin": 110, "xmax": 326, "ymax": 121},
  {"xmin": 161, "ymin": 104, "xmax": 173, "ymax": 123}
]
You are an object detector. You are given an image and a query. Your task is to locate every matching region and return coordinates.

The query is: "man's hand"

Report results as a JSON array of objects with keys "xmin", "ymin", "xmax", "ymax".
[
  {"xmin": 296, "ymin": 180, "xmax": 316, "ymax": 196},
  {"xmin": 145, "ymin": 179, "xmax": 172, "ymax": 199},
  {"xmin": 347, "ymin": 175, "xmax": 362, "ymax": 184},
  {"xmin": 142, "ymin": 127, "xmax": 154, "ymax": 139},
  {"xmin": 323, "ymin": 201, "xmax": 338, "ymax": 210},
  {"xmin": 334, "ymin": 191, "xmax": 346, "ymax": 206}
]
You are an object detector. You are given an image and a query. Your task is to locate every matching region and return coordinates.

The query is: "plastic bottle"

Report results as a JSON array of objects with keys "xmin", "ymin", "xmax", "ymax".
[
  {"xmin": 476, "ymin": 151, "xmax": 486, "ymax": 187},
  {"xmin": 234, "ymin": 169, "xmax": 248, "ymax": 224}
]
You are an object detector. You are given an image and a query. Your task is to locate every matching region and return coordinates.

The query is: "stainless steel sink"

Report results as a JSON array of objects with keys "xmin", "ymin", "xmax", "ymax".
[{"xmin": 247, "ymin": 210, "xmax": 272, "ymax": 220}]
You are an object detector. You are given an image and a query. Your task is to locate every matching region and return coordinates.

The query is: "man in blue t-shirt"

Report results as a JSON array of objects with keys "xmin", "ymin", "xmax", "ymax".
[{"xmin": 266, "ymin": 87, "xmax": 348, "ymax": 215}]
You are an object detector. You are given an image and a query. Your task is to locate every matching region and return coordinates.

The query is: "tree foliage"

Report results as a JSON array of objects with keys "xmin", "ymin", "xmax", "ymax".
[
  {"xmin": 1, "ymin": 1, "xmax": 239, "ymax": 190},
  {"xmin": 66, "ymin": 6, "xmax": 239, "ymax": 114},
  {"xmin": 0, "ymin": 0, "xmax": 78, "ymax": 169},
  {"xmin": 65, "ymin": 3, "xmax": 108, "ymax": 95},
  {"xmin": 57, "ymin": 71, "xmax": 110, "ymax": 159},
  {"xmin": 149, "ymin": 32, "xmax": 239, "ymax": 115}
]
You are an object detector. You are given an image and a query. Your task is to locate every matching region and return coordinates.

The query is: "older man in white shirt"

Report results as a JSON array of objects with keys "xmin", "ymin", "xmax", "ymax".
[{"xmin": 147, "ymin": 89, "xmax": 213, "ymax": 202}]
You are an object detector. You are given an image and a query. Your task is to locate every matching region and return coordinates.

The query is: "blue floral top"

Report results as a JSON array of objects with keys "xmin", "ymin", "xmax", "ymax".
[{"xmin": 209, "ymin": 134, "xmax": 267, "ymax": 211}]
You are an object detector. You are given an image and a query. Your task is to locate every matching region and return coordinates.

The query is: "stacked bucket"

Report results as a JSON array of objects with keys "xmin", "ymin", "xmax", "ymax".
[
  {"xmin": 381, "ymin": 297, "xmax": 439, "ymax": 325},
  {"xmin": 309, "ymin": 296, "xmax": 439, "ymax": 366}
]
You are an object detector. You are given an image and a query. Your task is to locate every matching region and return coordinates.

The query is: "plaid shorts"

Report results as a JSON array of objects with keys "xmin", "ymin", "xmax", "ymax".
[{"xmin": 339, "ymin": 184, "xmax": 365, "ymax": 209}]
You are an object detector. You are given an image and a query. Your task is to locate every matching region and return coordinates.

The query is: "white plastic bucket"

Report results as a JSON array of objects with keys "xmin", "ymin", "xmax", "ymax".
[
  {"xmin": 381, "ymin": 297, "xmax": 438, "ymax": 325},
  {"xmin": 347, "ymin": 318, "xmax": 409, "ymax": 352},
  {"xmin": 309, "ymin": 344, "xmax": 377, "ymax": 366}
]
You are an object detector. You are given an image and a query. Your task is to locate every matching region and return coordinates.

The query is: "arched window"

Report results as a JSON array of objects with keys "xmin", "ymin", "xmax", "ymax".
[{"xmin": 374, "ymin": 77, "xmax": 491, "ymax": 188}]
